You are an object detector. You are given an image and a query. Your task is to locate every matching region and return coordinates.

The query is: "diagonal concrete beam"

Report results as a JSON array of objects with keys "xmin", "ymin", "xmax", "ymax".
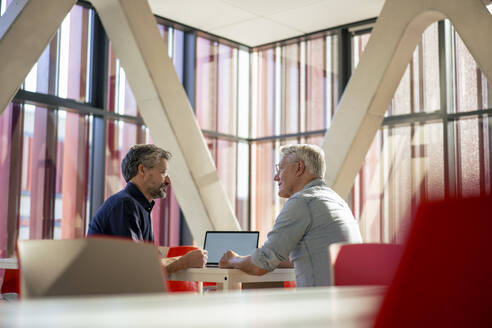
[
  {"xmin": 0, "ymin": 0, "xmax": 76, "ymax": 114},
  {"xmin": 91, "ymin": 0, "xmax": 240, "ymax": 245},
  {"xmin": 322, "ymin": 0, "xmax": 492, "ymax": 198}
]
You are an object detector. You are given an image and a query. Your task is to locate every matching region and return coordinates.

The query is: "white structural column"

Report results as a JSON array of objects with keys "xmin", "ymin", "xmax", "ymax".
[
  {"xmin": 91, "ymin": 0, "xmax": 240, "ymax": 245},
  {"xmin": 322, "ymin": 0, "xmax": 492, "ymax": 198},
  {"xmin": 0, "ymin": 0, "xmax": 76, "ymax": 113}
]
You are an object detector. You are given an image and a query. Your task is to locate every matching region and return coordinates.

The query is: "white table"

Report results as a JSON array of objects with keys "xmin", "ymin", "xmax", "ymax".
[
  {"xmin": 0, "ymin": 258, "xmax": 18, "ymax": 270},
  {"xmin": 168, "ymin": 267, "xmax": 295, "ymax": 291},
  {"xmin": 0, "ymin": 286, "xmax": 385, "ymax": 327},
  {"xmin": 1, "ymin": 258, "xmax": 292, "ymax": 291}
]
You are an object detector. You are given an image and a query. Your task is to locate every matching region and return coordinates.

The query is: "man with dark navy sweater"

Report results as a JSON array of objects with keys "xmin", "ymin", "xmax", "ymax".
[{"xmin": 88, "ymin": 144, "xmax": 207, "ymax": 273}]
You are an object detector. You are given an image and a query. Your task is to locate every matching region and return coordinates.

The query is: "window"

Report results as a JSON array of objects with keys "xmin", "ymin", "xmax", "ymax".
[
  {"xmin": 250, "ymin": 34, "xmax": 338, "ymax": 240},
  {"xmin": 352, "ymin": 21, "xmax": 492, "ymax": 243},
  {"xmin": 2, "ymin": 3, "xmax": 491, "ymax": 257},
  {"xmin": 195, "ymin": 36, "xmax": 250, "ymax": 229}
]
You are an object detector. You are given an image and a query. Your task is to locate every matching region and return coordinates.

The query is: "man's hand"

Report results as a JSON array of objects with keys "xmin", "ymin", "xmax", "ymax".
[
  {"xmin": 219, "ymin": 250, "xmax": 269, "ymax": 275},
  {"xmin": 163, "ymin": 249, "xmax": 208, "ymax": 274},
  {"xmin": 182, "ymin": 249, "xmax": 208, "ymax": 268},
  {"xmin": 219, "ymin": 250, "xmax": 240, "ymax": 268}
]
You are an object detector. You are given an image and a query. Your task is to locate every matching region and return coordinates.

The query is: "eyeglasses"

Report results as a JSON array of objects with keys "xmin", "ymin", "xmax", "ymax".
[{"xmin": 274, "ymin": 161, "xmax": 298, "ymax": 175}]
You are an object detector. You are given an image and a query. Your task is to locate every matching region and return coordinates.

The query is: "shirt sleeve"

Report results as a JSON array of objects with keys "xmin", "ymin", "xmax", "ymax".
[
  {"xmin": 251, "ymin": 196, "xmax": 311, "ymax": 271},
  {"xmin": 108, "ymin": 199, "xmax": 143, "ymax": 241}
]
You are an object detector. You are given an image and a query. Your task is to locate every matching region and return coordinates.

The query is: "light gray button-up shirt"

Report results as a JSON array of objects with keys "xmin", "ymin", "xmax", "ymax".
[{"xmin": 251, "ymin": 178, "xmax": 362, "ymax": 287}]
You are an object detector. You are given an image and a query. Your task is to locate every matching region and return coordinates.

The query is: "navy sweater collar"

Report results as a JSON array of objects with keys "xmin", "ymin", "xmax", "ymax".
[{"xmin": 125, "ymin": 182, "xmax": 155, "ymax": 212}]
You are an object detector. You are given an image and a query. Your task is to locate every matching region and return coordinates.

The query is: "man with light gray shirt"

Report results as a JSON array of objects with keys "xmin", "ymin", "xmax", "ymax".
[{"xmin": 219, "ymin": 144, "xmax": 362, "ymax": 287}]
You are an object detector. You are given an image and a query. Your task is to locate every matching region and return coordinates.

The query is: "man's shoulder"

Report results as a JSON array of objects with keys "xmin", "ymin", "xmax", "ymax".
[
  {"xmin": 110, "ymin": 187, "xmax": 138, "ymax": 202},
  {"xmin": 291, "ymin": 184, "xmax": 332, "ymax": 201},
  {"xmin": 97, "ymin": 190, "xmax": 136, "ymax": 213},
  {"xmin": 291, "ymin": 185, "xmax": 349, "ymax": 212}
]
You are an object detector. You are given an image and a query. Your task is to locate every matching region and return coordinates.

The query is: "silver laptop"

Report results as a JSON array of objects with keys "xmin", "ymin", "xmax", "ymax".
[{"xmin": 204, "ymin": 231, "xmax": 259, "ymax": 267}]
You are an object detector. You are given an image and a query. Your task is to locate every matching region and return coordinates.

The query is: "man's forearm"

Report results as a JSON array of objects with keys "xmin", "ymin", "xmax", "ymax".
[
  {"xmin": 161, "ymin": 256, "xmax": 186, "ymax": 274},
  {"xmin": 161, "ymin": 249, "xmax": 207, "ymax": 274},
  {"xmin": 231, "ymin": 256, "xmax": 269, "ymax": 275},
  {"xmin": 278, "ymin": 260, "xmax": 294, "ymax": 268}
]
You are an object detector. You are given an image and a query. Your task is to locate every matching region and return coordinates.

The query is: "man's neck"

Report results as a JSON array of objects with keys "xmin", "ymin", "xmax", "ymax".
[
  {"xmin": 292, "ymin": 176, "xmax": 319, "ymax": 196},
  {"xmin": 129, "ymin": 179, "xmax": 153, "ymax": 203},
  {"xmin": 296, "ymin": 176, "xmax": 318, "ymax": 192}
]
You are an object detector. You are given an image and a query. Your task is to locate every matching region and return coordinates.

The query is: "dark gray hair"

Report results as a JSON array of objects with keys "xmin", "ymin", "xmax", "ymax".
[
  {"xmin": 121, "ymin": 144, "xmax": 172, "ymax": 182},
  {"xmin": 280, "ymin": 144, "xmax": 326, "ymax": 179}
]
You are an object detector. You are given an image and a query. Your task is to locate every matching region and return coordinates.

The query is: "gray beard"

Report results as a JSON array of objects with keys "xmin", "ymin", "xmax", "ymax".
[{"xmin": 150, "ymin": 187, "xmax": 167, "ymax": 199}]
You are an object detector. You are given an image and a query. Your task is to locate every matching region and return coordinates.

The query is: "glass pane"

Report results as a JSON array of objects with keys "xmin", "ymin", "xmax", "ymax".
[
  {"xmin": 306, "ymin": 38, "xmax": 326, "ymax": 132},
  {"xmin": 23, "ymin": 105, "xmax": 58, "ymax": 240},
  {"xmin": 305, "ymin": 135, "xmax": 324, "ymax": 146},
  {"xmin": 352, "ymin": 33, "xmax": 371, "ymax": 71},
  {"xmin": 105, "ymin": 120, "xmax": 146, "ymax": 198},
  {"xmin": 10, "ymin": 104, "xmax": 92, "ymax": 241},
  {"xmin": 0, "ymin": 102, "xmax": 23, "ymax": 256},
  {"xmin": 23, "ymin": 5, "xmax": 91, "ymax": 101},
  {"xmin": 217, "ymin": 45, "xmax": 237, "ymax": 135},
  {"xmin": 354, "ymin": 130, "xmax": 382, "ymax": 242},
  {"xmin": 252, "ymin": 49, "xmax": 276, "ymax": 138},
  {"xmin": 325, "ymin": 34, "xmax": 339, "ymax": 126},
  {"xmin": 454, "ymin": 29, "xmax": 492, "ymax": 112},
  {"xmin": 107, "ymin": 26, "xmax": 179, "ymax": 117},
  {"xmin": 251, "ymin": 141, "xmax": 276, "ymax": 244},
  {"xmin": 151, "ymin": 185, "xmax": 181, "ymax": 246},
  {"xmin": 196, "ymin": 38, "xmax": 239, "ymax": 136},
  {"xmin": 237, "ymin": 49, "xmax": 250, "ymax": 138},
  {"xmin": 195, "ymin": 37, "xmax": 216, "ymax": 131},
  {"xmin": 236, "ymin": 142, "xmax": 250, "ymax": 229},
  {"xmin": 23, "ymin": 37, "xmax": 58, "ymax": 96},
  {"xmin": 391, "ymin": 64, "xmax": 412, "ymax": 115},
  {"xmin": 353, "ymin": 24, "xmax": 439, "ymax": 117},
  {"xmin": 147, "ymin": 134, "xmax": 181, "ymax": 247},
  {"xmin": 354, "ymin": 122, "xmax": 446, "ymax": 243},
  {"xmin": 457, "ymin": 117, "xmax": 482, "ymax": 197},
  {"xmin": 107, "ymin": 50, "xmax": 138, "ymax": 116},
  {"xmin": 216, "ymin": 139, "xmax": 237, "ymax": 211},
  {"xmin": 391, "ymin": 23, "xmax": 440, "ymax": 115},
  {"xmin": 281, "ymin": 43, "xmax": 299, "ymax": 134},
  {"xmin": 421, "ymin": 23, "xmax": 440, "ymax": 112},
  {"xmin": 57, "ymin": 110, "xmax": 91, "ymax": 239},
  {"xmin": 423, "ymin": 122, "xmax": 444, "ymax": 200},
  {"xmin": 57, "ymin": 5, "xmax": 91, "ymax": 102},
  {"xmin": 386, "ymin": 126, "xmax": 413, "ymax": 242},
  {"xmin": 0, "ymin": 0, "xmax": 10, "ymax": 15}
]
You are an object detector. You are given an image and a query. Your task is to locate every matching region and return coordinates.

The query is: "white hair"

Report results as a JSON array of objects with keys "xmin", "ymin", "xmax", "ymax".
[{"xmin": 279, "ymin": 144, "xmax": 326, "ymax": 179}]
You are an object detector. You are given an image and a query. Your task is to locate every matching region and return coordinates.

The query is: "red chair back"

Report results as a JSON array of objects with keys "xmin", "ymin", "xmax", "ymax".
[
  {"xmin": 283, "ymin": 281, "xmax": 296, "ymax": 288},
  {"xmin": 330, "ymin": 243, "xmax": 403, "ymax": 286},
  {"xmin": 166, "ymin": 246, "xmax": 198, "ymax": 258},
  {"xmin": 1, "ymin": 269, "xmax": 20, "ymax": 294},
  {"xmin": 374, "ymin": 196, "xmax": 492, "ymax": 327},
  {"xmin": 166, "ymin": 246, "xmax": 199, "ymax": 293}
]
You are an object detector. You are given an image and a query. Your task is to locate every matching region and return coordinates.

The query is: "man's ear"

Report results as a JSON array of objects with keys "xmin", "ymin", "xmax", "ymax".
[
  {"xmin": 137, "ymin": 163, "xmax": 145, "ymax": 176},
  {"xmin": 296, "ymin": 161, "xmax": 305, "ymax": 177}
]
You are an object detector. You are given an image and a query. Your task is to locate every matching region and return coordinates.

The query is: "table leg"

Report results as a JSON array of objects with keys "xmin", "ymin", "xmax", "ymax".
[
  {"xmin": 198, "ymin": 282, "xmax": 203, "ymax": 293},
  {"xmin": 221, "ymin": 279, "xmax": 241, "ymax": 291}
]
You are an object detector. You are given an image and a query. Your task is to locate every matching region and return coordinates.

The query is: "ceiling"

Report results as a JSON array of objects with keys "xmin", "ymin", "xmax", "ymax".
[{"xmin": 148, "ymin": 0, "xmax": 385, "ymax": 47}]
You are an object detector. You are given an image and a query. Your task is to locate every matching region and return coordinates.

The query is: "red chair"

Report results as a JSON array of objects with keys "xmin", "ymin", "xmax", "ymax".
[
  {"xmin": 1, "ymin": 269, "xmax": 20, "ymax": 295},
  {"xmin": 374, "ymin": 196, "xmax": 492, "ymax": 327},
  {"xmin": 283, "ymin": 281, "xmax": 296, "ymax": 288},
  {"xmin": 166, "ymin": 246, "xmax": 200, "ymax": 293},
  {"xmin": 329, "ymin": 243, "xmax": 403, "ymax": 286}
]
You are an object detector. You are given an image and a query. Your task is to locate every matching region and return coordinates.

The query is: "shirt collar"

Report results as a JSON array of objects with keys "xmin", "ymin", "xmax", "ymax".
[
  {"xmin": 125, "ymin": 182, "xmax": 155, "ymax": 212},
  {"xmin": 302, "ymin": 177, "xmax": 325, "ymax": 191}
]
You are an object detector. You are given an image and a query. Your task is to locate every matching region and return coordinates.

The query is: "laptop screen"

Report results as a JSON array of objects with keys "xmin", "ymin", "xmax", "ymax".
[{"xmin": 204, "ymin": 231, "xmax": 259, "ymax": 266}]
